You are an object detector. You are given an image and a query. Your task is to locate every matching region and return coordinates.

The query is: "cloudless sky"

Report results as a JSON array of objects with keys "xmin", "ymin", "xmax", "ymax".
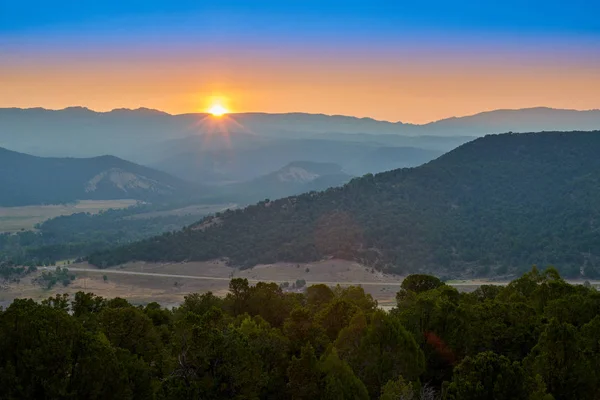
[{"xmin": 1, "ymin": 0, "xmax": 599, "ymax": 122}]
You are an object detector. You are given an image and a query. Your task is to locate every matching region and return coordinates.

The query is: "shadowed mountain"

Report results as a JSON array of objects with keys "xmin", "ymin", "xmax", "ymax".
[
  {"xmin": 220, "ymin": 161, "xmax": 353, "ymax": 203},
  {"xmin": 0, "ymin": 147, "xmax": 199, "ymax": 206},
  {"xmin": 89, "ymin": 131, "xmax": 600, "ymax": 279}
]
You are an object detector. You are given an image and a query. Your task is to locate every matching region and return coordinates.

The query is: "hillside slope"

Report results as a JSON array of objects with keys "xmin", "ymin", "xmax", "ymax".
[
  {"xmin": 0, "ymin": 148, "xmax": 197, "ymax": 206},
  {"xmin": 89, "ymin": 131, "xmax": 600, "ymax": 278}
]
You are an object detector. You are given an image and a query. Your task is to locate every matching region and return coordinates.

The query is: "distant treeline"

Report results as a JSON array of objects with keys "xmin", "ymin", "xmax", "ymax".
[
  {"xmin": 1, "ymin": 268, "xmax": 598, "ymax": 399},
  {"xmin": 0, "ymin": 204, "xmax": 201, "ymax": 267}
]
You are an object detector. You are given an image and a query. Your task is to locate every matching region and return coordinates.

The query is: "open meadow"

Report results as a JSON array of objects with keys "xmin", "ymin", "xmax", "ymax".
[
  {"xmin": 0, "ymin": 199, "xmax": 138, "ymax": 232},
  {"xmin": 4, "ymin": 258, "xmax": 598, "ymax": 310},
  {"xmin": 0, "ymin": 259, "xmax": 528, "ymax": 309}
]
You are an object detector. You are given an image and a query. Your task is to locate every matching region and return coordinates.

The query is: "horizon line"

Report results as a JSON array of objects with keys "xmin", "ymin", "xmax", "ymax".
[{"xmin": 2, "ymin": 105, "xmax": 600, "ymax": 126}]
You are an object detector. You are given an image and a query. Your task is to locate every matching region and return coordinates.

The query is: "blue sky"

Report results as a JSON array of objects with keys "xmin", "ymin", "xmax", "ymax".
[
  {"xmin": 2, "ymin": 1, "xmax": 599, "ymax": 38},
  {"xmin": 1, "ymin": 0, "xmax": 599, "ymax": 122}
]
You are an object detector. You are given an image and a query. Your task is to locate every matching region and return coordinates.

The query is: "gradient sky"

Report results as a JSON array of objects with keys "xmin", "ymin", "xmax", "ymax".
[{"xmin": 1, "ymin": 0, "xmax": 600, "ymax": 123}]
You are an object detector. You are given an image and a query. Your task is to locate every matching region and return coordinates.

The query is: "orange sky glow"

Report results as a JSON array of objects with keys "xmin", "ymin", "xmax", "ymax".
[{"xmin": 1, "ymin": 50, "xmax": 599, "ymax": 124}]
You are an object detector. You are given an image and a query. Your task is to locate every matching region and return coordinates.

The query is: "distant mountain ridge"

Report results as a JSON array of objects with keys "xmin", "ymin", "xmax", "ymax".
[
  {"xmin": 0, "ymin": 147, "xmax": 197, "ymax": 206},
  {"xmin": 422, "ymin": 107, "xmax": 600, "ymax": 136},
  {"xmin": 89, "ymin": 130, "xmax": 600, "ymax": 279},
  {"xmin": 2, "ymin": 106, "xmax": 599, "ymax": 162}
]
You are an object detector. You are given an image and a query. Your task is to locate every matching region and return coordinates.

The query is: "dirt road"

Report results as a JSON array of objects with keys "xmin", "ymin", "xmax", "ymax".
[
  {"xmin": 42, "ymin": 266, "xmax": 401, "ymax": 286},
  {"xmin": 40, "ymin": 266, "xmax": 508, "ymax": 289}
]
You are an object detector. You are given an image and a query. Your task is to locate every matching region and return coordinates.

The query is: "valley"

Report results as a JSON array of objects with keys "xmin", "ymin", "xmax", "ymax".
[
  {"xmin": 5, "ymin": 130, "xmax": 600, "ymax": 284},
  {"xmin": 1, "ymin": 112, "xmax": 599, "ymax": 400},
  {"xmin": 89, "ymin": 131, "xmax": 600, "ymax": 280},
  {"xmin": 0, "ymin": 199, "xmax": 138, "ymax": 232},
  {"xmin": 0, "ymin": 259, "xmax": 404, "ymax": 308},
  {"xmin": 3, "ymin": 4, "xmax": 600, "ymax": 398}
]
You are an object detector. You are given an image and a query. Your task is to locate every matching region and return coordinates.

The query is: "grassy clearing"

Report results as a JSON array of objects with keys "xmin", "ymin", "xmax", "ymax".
[{"xmin": 0, "ymin": 199, "xmax": 138, "ymax": 232}]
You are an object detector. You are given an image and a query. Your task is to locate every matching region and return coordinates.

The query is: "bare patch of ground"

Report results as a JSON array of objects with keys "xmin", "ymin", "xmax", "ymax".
[
  {"xmin": 113, "ymin": 259, "xmax": 403, "ymax": 284},
  {"xmin": 103, "ymin": 259, "xmax": 405, "ymax": 306},
  {"xmin": 0, "ymin": 270, "xmax": 232, "ymax": 309},
  {"xmin": 0, "ymin": 259, "xmax": 403, "ymax": 307}
]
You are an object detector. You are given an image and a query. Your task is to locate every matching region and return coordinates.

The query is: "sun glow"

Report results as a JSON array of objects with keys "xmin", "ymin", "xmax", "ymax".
[
  {"xmin": 208, "ymin": 104, "xmax": 228, "ymax": 117},
  {"xmin": 193, "ymin": 97, "xmax": 252, "ymax": 149}
]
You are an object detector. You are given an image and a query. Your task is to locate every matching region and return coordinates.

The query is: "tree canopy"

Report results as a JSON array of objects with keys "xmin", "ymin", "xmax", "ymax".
[{"xmin": 1, "ymin": 269, "xmax": 599, "ymax": 399}]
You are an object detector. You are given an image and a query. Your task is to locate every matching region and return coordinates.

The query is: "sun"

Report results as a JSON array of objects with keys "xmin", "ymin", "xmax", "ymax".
[{"xmin": 208, "ymin": 104, "xmax": 228, "ymax": 117}]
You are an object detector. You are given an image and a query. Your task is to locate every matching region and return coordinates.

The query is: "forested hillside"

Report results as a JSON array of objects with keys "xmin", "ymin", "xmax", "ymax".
[
  {"xmin": 1, "ymin": 269, "xmax": 599, "ymax": 399},
  {"xmin": 0, "ymin": 147, "xmax": 198, "ymax": 206},
  {"xmin": 90, "ymin": 131, "xmax": 600, "ymax": 278},
  {"xmin": 0, "ymin": 205, "xmax": 203, "ymax": 267}
]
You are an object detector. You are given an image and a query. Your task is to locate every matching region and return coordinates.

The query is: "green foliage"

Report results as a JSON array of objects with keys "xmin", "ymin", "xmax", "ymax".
[
  {"xmin": 524, "ymin": 319, "xmax": 595, "ymax": 399},
  {"xmin": 338, "ymin": 310, "xmax": 425, "ymax": 398},
  {"xmin": 401, "ymin": 274, "xmax": 444, "ymax": 294},
  {"xmin": 397, "ymin": 274, "xmax": 445, "ymax": 305},
  {"xmin": 380, "ymin": 376, "xmax": 416, "ymax": 400},
  {"xmin": 319, "ymin": 348, "xmax": 370, "ymax": 400},
  {"xmin": 457, "ymin": 300, "xmax": 539, "ymax": 360},
  {"xmin": 2, "ymin": 269, "xmax": 600, "ymax": 399},
  {"xmin": 287, "ymin": 344, "xmax": 321, "ymax": 399},
  {"xmin": 178, "ymin": 291, "xmax": 224, "ymax": 316},
  {"xmin": 34, "ymin": 267, "xmax": 75, "ymax": 289},
  {"xmin": 283, "ymin": 307, "xmax": 329, "ymax": 354},
  {"xmin": 286, "ymin": 345, "xmax": 369, "ymax": 400},
  {"xmin": 447, "ymin": 351, "xmax": 528, "ymax": 400},
  {"xmin": 0, "ymin": 264, "xmax": 34, "ymax": 282},
  {"xmin": 316, "ymin": 299, "xmax": 359, "ymax": 340},
  {"xmin": 97, "ymin": 306, "xmax": 163, "ymax": 364},
  {"xmin": 0, "ymin": 204, "xmax": 202, "ymax": 267},
  {"xmin": 306, "ymin": 284, "xmax": 335, "ymax": 309},
  {"xmin": 0, "ymin": 298, "xmax": 151, "ymax": 400}
]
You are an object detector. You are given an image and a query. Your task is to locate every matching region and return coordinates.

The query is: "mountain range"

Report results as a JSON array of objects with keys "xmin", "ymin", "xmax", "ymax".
[
  {"xmin": 0, "ymin": 148, "xmax": 358, "ymax": 208},
  {"xmin": 149, "ymin": 134, "xmax": 441, "ymax": 184},
  {"xmin": 0, "ymin": 148, "xmax": 197, "ymax": 206},
  {"xmin": 3, "ymin": 106, "xmax": 599, "ymax": 191},
  {"xmin": 2, "ymin": 106, "xmax": 599, "ymax": 161},
  {"xmin": 89, "ymin": 131, "xmax": 600, "ymax": 278}
]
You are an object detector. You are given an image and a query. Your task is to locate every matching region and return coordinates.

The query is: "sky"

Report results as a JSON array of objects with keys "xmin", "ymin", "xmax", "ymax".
[{"xmin": 1, "ymin": 0, "xmax": 600, "ymax": 123}]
